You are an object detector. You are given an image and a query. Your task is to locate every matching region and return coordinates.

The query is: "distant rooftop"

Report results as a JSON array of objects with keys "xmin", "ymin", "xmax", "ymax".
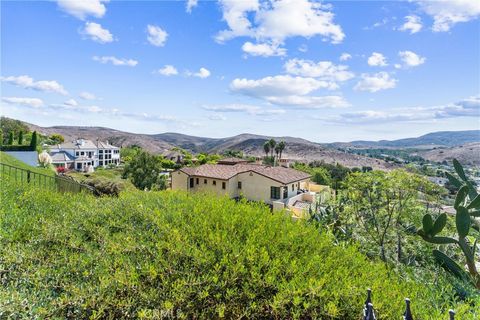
[{"xmin": 52, "ymin": 139, "xmax": 119, "ymax": 150}]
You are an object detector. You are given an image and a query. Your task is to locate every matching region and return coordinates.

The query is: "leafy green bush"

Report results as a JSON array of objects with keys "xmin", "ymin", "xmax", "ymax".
[{"xmin": 0, "ymin": 177, "xmax": 477, "ymax": 319}]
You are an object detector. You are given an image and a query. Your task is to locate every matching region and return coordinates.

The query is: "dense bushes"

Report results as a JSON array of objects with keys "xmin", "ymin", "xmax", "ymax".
[{"xmin": 1, "ymin": 177, "xmax": 477, "ymax": 319}]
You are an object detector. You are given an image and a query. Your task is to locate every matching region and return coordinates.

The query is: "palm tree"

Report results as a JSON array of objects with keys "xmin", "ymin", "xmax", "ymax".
[
  {"xmin": 278, "ymin": 141, "xmax": 286, "ymax": 160},
  {"xmin": 274, "ymin": 145, "xmax": 280, "ymax": 161},
  {"xmin": 263, "ymin": 141, "xmax": 270, "ymax": 159},
  {"xmin": 268, "ymin": 139, "xmax": 276, "ymax": 158}
]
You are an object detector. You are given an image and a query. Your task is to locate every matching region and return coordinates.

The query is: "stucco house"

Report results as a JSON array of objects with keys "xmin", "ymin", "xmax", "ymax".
[
  {"xmin": 49, "ymin": 139, "xmax": 120, "ymax": 171},
  {"xmin": 171, "ymin": 158, "xmax": 314, "ymax": 210}
]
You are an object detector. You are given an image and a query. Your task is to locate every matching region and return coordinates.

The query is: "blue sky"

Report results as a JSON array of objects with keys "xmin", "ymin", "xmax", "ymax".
[{"xmin": 1, "ymin": 0, "xmax": 479, "ymax": 142}]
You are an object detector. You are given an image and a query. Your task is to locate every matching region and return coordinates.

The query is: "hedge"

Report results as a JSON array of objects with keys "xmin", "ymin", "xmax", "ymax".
[
  {"xmin": 0, "ymin": 177, "xmax": 478, "ymax": 319},
  {"xmin": 0, "ymin": 145, "xmax": 36, "ymax": 152}
]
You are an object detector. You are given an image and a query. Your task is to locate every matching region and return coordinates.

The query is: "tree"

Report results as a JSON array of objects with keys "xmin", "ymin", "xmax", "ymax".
[
  {"xmin": 0, "ymin": 116, "xmax": 29, "ymax": 141},
  {"xmin": 49, "ymin": 133, "xmax": 64, "ymax": 144},
  {"xmin": 268, "ymin": 139, "xmax": 276, "ymax": 158},
  {"xmin": 0, "ymin": 131, "xmax": 3, "ymax": 146},
  {"xmin": 18, "ymin": 131, "xmax": 24, "ymax": 145},
  {"xmin": 8, "ymin": 132, "xmax": 14, "ymax": 145},
  {"xmin": 311, "ymin": 168, "xmax": 331, "ymax": 186},
  {"xmin": 30, "ymin": 131, "xmax": 38, "ymax": 148},
  {"xmin": 122, "ymin": 150, "xmax": 166, "ymax": 190},
  {"xmin": 274, "ymin": 145, "xmax": 280, "ymax": 161},
  {"xmin": 263, "ymin": 141, "xmax": 270, "ymax": 159},
  {"xmin": 278, "ymin": 141, "xmax": 286, "ymax": 160}
]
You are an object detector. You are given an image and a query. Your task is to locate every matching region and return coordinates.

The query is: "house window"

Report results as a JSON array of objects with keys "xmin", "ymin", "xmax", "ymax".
[
  {"xmin": 204, "ymin": 179, "xmax": 207, "ymax": 184},
  {"xmin": 76, "ymin": 152, "xmax": 79, "ymax": 156},
  {"xmin": 81, "ymin": 152, "xmax": 85, "ymax": 156},
  {"xmin": 99, "ymin": 150, "xmax": 103, "ymax": 154},
  {"xmin": 283, "ymin": 187, "xmax": 288, "ymax": 199},
  {"xmin": 213, "ymin": 180, "xmax": 216, "ymax": 186},
  {"xmin": 100, "ymin": 161, "xmax": 103, "ymax": 166},
  {"xmin": 222, "ymin": 182, "xmax": 226, "ymax": 190},
  {"xmin": 190, "ymin": 178, "xmax": 194, "ymax": 188},
  {"xmin": 196, "ymin": 178, "xmax": 199, "ymax": 185},
  {"xmin": 238, "ymin": 181, "xmax": 242, "ymax": 189},
  {"xmin": 270, "ymin": 186, "xmax": 280, "ymax": 200},
  {"xmin": 297, "ymin": 182, "xmax": 300, "ymax": 189},
  {"xmin": 292, "ymin": 184, "xmax": 294, "ymax": 191}
]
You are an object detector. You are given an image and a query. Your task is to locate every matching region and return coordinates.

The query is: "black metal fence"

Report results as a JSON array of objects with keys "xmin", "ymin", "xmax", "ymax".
[
  {"xmin": 0, "ymin": 162, "xmax": 95, "ymax": 194},
  {"xmin": 363, "ymin": 288, "xmax": 456, "ymax": 319}
]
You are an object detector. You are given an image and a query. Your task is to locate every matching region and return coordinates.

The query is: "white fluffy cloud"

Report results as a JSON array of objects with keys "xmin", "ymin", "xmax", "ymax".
[
  {"xmin": 284, "ymin": 59, "xmax": 354, "ymax": 82},
  {"xmin": 203, "ymin": 104, "xmax": 286, "ymax": 116},
  {"xmin": 399, "ymin": 15, "xmax": 423, "ymax": 34},
  {"xmin": 57, "ymin": 0, "xmax": 108, "ymax": 20},
  {"xmin": 81, "ymin": 22, "xmax": 114, "ymax": 43},
  {"xmin": 339, "ymin": 53, "xmax": 352, "ymax": 61},
  {"xmin": 93, "ymin": 56, "xmax": 138, "ymax": 67},
  {"xmin": 64, "ymin": 98, "xmax": 78, "ymax": 106},
  {"xmin": 398, "ymin": 50, "xmax": 426, "ymax": 67},
  {"xmin": 2, "ymin": 97, "xmax": 44, "ymax": 108},
  {"xmin": 416, "ymin": 0, "xmax": 480, "ymax": 32},
  {"xmin": 354, "ymin": 72, "xmax": 397, "ymax": 92},
  {"xmin": 242, "ymin": 41, "xmax": 286, "ymax": 57},
  {"xmin": 230, "ymin": 75, "xmax": 348, "ymax": 108},
  {"xmin": 147, "ymin": 25, "xmax": 168, "ymax": 47},
  {"xmin": 79, "ymin": 91, "xmax": 96, "ymax": 100},
  {"xmin": 1, "ymin": 75, "xmax": 68, "ymax": 95},
  {"xmin": 367, "ymin": 52, "xmax": 388, "ymax": 67},
  {"xmin": 156, "ymin": 65, "xmax": 178, "ymax": 76},
  {"xmin": 186, "ymin": 0, "xmax": 198, "ymax": 13},
  {"xmin": 216, "ymin": 0, "xmax": 344, "ymax": 56},
  {"xmin": 208, "ymin": 113, "xmax": 227, "ymax": 121},
  {"xmin": 187, "ymin": 67, "xmax": 211, "ymax": 78}
]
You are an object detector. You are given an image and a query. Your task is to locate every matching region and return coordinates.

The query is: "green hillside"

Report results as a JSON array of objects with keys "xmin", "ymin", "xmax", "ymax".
[{"xmin": 0, "ymin": 177, "xmax": 476, "ymax": 319}]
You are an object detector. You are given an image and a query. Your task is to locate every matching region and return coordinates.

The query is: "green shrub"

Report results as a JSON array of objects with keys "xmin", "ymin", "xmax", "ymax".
[{"xmin": 0, "ymin": 177, "xmax": 478, "ymax": 319}]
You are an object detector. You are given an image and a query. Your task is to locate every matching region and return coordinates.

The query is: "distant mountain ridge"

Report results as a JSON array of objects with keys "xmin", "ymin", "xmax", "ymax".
[
  {"xmin": 12, "ymin": 117, "xmax": 479, "ymax": 168},
  {"xmin": 332, "ymin": 130, "xmax": 480, "ymax": 148}
]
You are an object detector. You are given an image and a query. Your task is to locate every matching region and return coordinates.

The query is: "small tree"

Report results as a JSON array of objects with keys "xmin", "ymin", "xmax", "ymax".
[
  {"xmin": 18, "ymin": 131, "xmax": 24, "ymax": 145},
  {"xmin": 0, "ymin": 131, "xmax": 3, "ymax": 146},
  {"xmin": 49, "ymin": 133, "xmax": 64, "ymax": 144},
  {"xmin": 123, "ymin": 150, "xmax": 165, "ymax": 190},
  {"xmin": 263, "ymin": 142, "xmax": 270, "ymax": 159},
  {"xmin": 268, "ymin": 139, "xmax": 276, "ymax": 158},
  {"xmin": 30, "ymin": 131, "xmax": 38, "ymax": 149},
  {"xmin": 278, "ymin": 141, "xmax": 286, "ymax": 160},
  {"xmin": 8, "ymin": 132, "xmax": 14, "ymax": 145}
]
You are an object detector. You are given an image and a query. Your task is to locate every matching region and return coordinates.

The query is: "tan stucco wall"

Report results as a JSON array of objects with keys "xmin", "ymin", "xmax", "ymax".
[
  {"xmin": 171, "ymin": 170, "xmax": 189, "ymax": 191},
  {"xmin": 188, "ymin": 176, "xmax": 232, "ymax": 197}
]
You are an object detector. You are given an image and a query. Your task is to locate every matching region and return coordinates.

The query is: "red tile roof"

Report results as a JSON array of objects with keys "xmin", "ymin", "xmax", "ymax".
[{"xmin": 179, "ymin": 164, "xmax": 311, "ymax": 184}]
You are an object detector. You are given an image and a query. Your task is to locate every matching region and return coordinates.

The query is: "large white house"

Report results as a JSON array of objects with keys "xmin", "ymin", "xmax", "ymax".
[{"xmin": 49, "ymin": 139, "xmax": 120, "ymax": 171}]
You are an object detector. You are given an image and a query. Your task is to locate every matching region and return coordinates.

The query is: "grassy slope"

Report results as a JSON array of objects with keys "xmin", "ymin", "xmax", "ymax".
[
  {"xmin": 0, "ymin": 178, "xmax": 477, "ymax": 319},
  {"xmin": 0, "ymin": 151, "xmax": 55, "ymax": 176},
  {"xmin": 67, "ymin": 166, "xmax": 136, "ymax": 192}
]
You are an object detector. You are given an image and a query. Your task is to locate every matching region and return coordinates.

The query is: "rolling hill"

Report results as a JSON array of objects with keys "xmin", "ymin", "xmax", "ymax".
[{"xmin": 14, "ymin": 117, "xmax": 478, "ymax": 168}]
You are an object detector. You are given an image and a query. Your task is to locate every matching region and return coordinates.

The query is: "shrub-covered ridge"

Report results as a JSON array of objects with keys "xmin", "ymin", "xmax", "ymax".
[{"xmin": 0, "ymin": 177, "xmax": 477, "ymax": 319}]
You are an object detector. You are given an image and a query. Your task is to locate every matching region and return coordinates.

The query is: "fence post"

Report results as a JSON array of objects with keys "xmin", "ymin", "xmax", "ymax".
[
  {"xmin": 403, "ymin": 298, "xmax": 413, "ymax": 320},
  {"xmin": 27, "ymin": 170, "xmax": 31, "ymax": 183},
  {"xmin": 448, "ymin": 310, "xmax": 455, "ymax": 320}
]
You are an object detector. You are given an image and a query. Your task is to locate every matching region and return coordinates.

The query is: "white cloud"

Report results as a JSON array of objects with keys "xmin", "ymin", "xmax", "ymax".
[
  {"xmin": 216, "ymin": 0, "xmax": 344, "ymax": 45},
  {"xmin": 1, "ymin": 75, "xmax": 68, "ymax": 95},
  {"xmin": 64, "ymin": 98, "xmax": 78, "ymax": 106},
  {"xmin": 367, "ymin": 52, "xmax": 388, "ymax": 67},
  {"xmin": 147, "ymin": 25, "xmax": 168, "ymax": 47},
  {"xmin": 81, "ymin": 22, "xmax": 114, "ymax": 43},
  {"xmin": 416, "ymin": 0, "xmax": 480, "ymax": 32},
  {"xmin": 187, "ymin": 67, "xmax": 211, "ymax": 78},
  {"xmin": 57, "ymin": 0, "xmax": 108, "ymax": 20},
  {"xmin": 339, "ymin": 53, "xmax": 352, "ymax": 61},
  {"xmin": 93, "ymin": 56, "xmax": 138, "ymax": 67},
  {"xmin": 264, "ymin": 95, "xmax": 350, "ymax": 108},
  {"xmin": 231, "ymin": 75, "xmax": 335, "ymax": 99},
  {"xmin": 2, "ymin": 97, "xmax": 44, "ymax": 108},
  {"xmin": 208, "ymin": 113, "xmax": 227, "ymax": 121},
  {"xmin": 155, "ymin": 65, "xmax": 178, "ymax": 76},
  {"xmin": 332, "ymin": 96, "xmax": 480, "ymax": 124},
  {"xmin": 79, "ymin": 91, "xmax": 96, "ymax": 100},
  {"xmin": 354, "ymin": 72, "xmax": 397, "ymax": 92},
  {"xmin": 398, "ymin": 50, "xmax": 426, "ymax": 67},
  {"xmin": 203, "ymin": 104, "xmax": 285, "ymax": 116},
  {"xmin": 284, "ymin": 58, "xmax": 354, "ymax": 82},
  {"xmin": 242, "ymin": 41, "xmax": 286, "ymax": 57},
  {"xmin": 399, "ymin": 15, "xmax": 423, "ymax": 34},
  {"xmin": 186, "ymin": 0, "xmax": 198, "ymax": 13}
]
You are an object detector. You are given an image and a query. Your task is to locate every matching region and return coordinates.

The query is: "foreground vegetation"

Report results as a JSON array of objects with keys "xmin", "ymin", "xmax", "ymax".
[{"xmin": 1, "ymin": 177, "xmax": 478, "ymax": 319}]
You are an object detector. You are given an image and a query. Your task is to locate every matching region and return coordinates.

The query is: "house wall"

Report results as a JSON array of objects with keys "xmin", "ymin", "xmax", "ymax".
[
  {"xmin": 188, "ymin": 176, "xmax": 231, "ymax": 197},
  {"xmin": 4, "ymin": 151, "xmax": 38, "ymax": 167},
  {"xmin": 171, "ymin": 170, "xmax": 189, "ymax": 191},
  {"xmin": 236, "ymin": 171, "xmax": 284, "ymax": 204}
]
